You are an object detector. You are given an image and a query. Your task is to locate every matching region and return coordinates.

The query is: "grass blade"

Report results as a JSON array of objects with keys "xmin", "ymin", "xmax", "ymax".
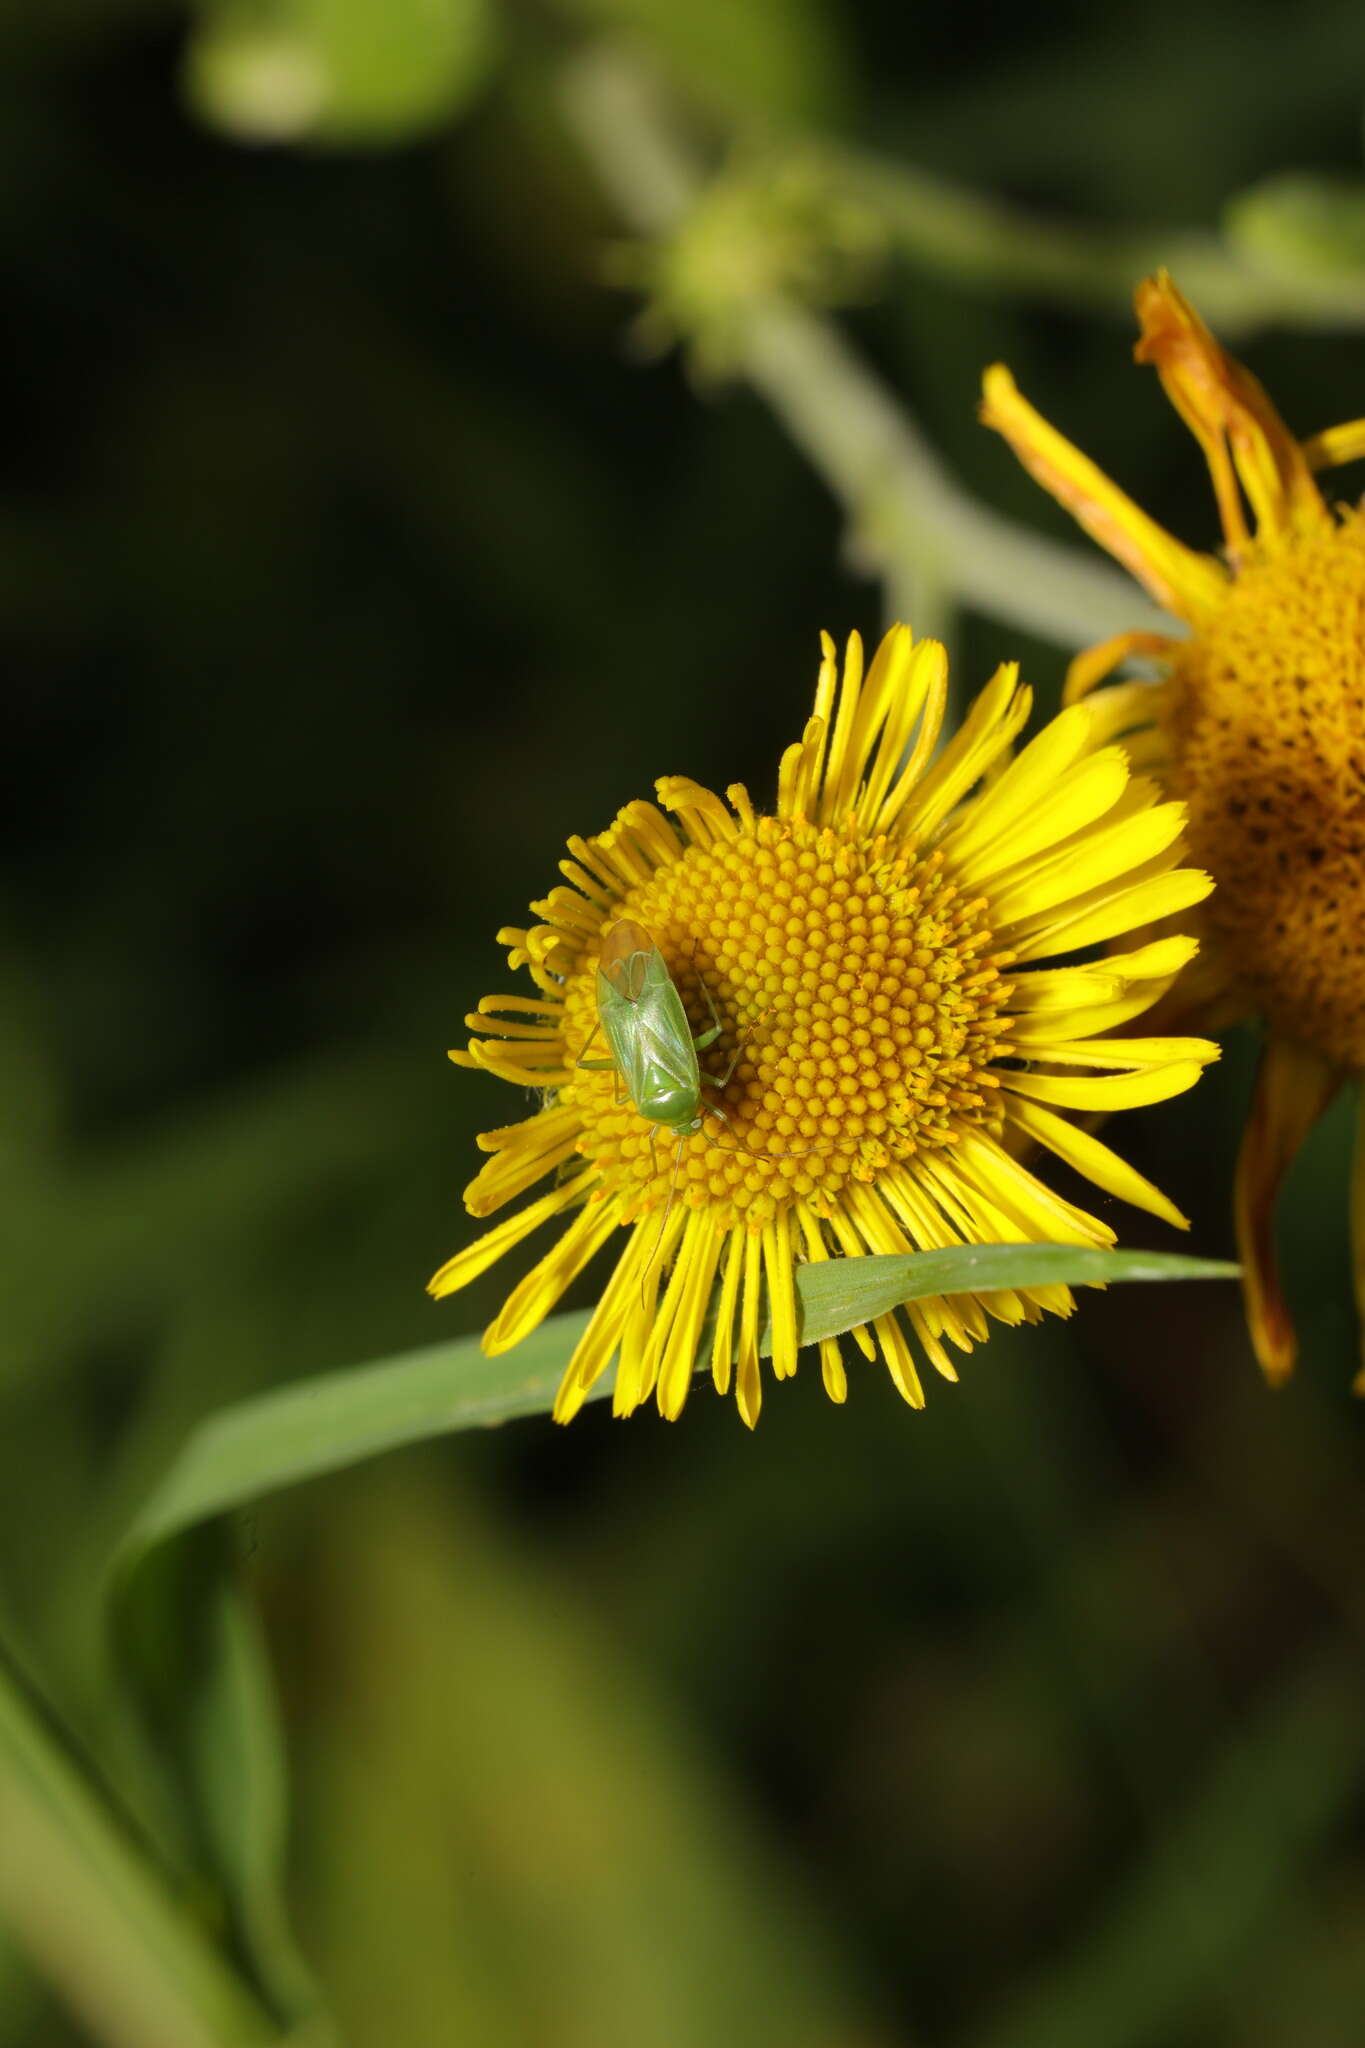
[{"xmin": 0, "ymin": 1643, "xmax": 283, "ymax": 2048}]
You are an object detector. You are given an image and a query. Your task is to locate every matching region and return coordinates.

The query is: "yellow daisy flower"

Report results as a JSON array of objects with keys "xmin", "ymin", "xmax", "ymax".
[
  {"xmin": 981, "ymin": 270, "xmax": 1365, "ymax": 1390},
  {"xmin": 429, "ymin": 626, "xmax": 1217, "ymax": 1426}
]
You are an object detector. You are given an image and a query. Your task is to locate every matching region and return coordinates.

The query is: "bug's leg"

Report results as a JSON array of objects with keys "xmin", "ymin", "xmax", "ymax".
[
  {"xmin": 577, "ymin": 1046, "xmax": 626, "ymax": 1103},
  {"xmin": 575, "ymin": 1021, "xmax": 615, "ymax": 1071},
  {"xmin": 700, "ymin": 1098, "xmax": 815, "ymax": 1162},
  {"xmin": 575, "ymin": 1021, "xmax": 629, "ymax": 1104},
  {"xmin": 691, "ymin": 968, "xmax": 726, "ymax": 1055},
  {"xmin": 712, "ymin": 1004, "xmax": 773, "ymax": 1088}
]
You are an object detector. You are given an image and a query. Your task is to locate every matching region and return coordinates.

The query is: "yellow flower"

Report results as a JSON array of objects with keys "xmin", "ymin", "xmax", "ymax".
[
  {"xmin": 429, "ymin": 627, "xmax": 1217, "ymax": 1426},
  {"xmin": 981, "ymin": 270, "xmax": 1365, "ymax": 1389}
]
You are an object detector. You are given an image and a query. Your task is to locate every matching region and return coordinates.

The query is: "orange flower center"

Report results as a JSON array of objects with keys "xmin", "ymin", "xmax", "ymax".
[
  {"xmin": 560, "ymin": 814, "xmax": 1014, "ymax": 1229},
  {"xmin": 1166, "ymin": 509, "xmax": 1365, "ymax": 1068}
]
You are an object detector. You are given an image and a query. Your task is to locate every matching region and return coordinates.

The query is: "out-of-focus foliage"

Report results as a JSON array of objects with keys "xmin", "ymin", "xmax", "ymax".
[
  {"xmin": 2, "ymin": 0, "xmax": 1365, "ymax": 2043},
  {"xmin": 1225, "ymin": 172, "xmax": 1365, "ymax": 295},
  {"xmin": 185, "ymin": 0, "xmax": 497, "ymax": 147}
]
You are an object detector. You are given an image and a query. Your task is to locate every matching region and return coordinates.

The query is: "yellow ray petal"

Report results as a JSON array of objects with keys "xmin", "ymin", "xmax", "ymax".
[
  {"xmin": 1009, "ymin": 865, "xmax": 1213, "ymax": 962},
  {"xmin": 1102, "ymin": 935, "xmax": 1203, "ymax": 984},
  {"xmin": 871, "ymin": 640, "xmax": 949, "ymax": 835},
  {"xmin": 464, "ymin": 1107, "xmax": 583, "ymax": 1217},
  {"xmin": 1009, "ymin": 984, "xmax": 1186, "ymax": 1043},
  {"xmin": 989, "ymin": 802, "xmax": 1189, "ymax": 926},
  {"xmin": 1005, "ymin": 941, "xmax": 1200, "ymax": 1027},
  {"xmin": 872, "ymin": 1310, "xmax": 925, "ymax": 1409},
  {"xmin": 938, "ymin": 700, "xmax": 1100, "ymax": 861},
  {"xmin": 710, "ymin": 1228, "xmax": 744, "ymax": 1397},
  {"xmin": 484, "ymin": 1193, "xmax": 621, "ymax": 1355},
  {"xmin": 428, "ymin": 1170, "xmax": 600, "ymax": 1299},
  {"xmin": 980, "ymin": 363, "xmax": 1227, "ymax": 619},
  {"xmin": 1005, "ymin": 1092, "xmax": 1190, "ymax": 1230},
  {"xmin": 1234, "ymin": 1036, "xmax": 1341, "ymax": 1387},
  {"xmin": 1001, "ymin": 1062, "xmax": 1208, "ymax": 1111},
  {"xmin": 736, "ymin": 1230, "xmax": 765, "ymax": 1428},
  {"xmin": 896, "ymin": 663, "xmax": 1030, "ymax": 843},
  {"xmin": 1301, "ymin": 417, "xmax": 1365, "ymax": 473},
  {"xmin": 1007, "ymin": 965, "xmax": 1132, "ymax": 1012},
  {"xmin": 943, "ymin": 744, "xmax": 1131, "ymax": 883},
  {"xmin": 763, "ymin": 1210, "xmax": 800, "ymax": 1382},
  {"xmin": 657, "ymin": 1216, "xmax": 725, "ymax": 1420},
  {"xmin": 553, "ymin": 1234, "xmax": 647, "ymax": 1423},
  {"xmin": 949, "ymin": 1126, "xmax": 1114, "ymax": 1246},
  {"xmin": 1005, "ymin": 935, "xmax": 1198, "ymax": 1014},
  {"xmin": 614, "ymin": 1207, "xmax": 683, "ymax": 1415},
  {"xmin": 1013, "ymin": 1033, "xmax": 1218, "ymax": 1070},
  {"xmin": 817, "ymin": 629, "xmax": 865, "ymax": 822},
  {"xmin": 795, "ymin": 1208, "xmax": 848, "ymax": 1401},
  {"xmin": 1064, "ymin": 632, "xmax": 1178, "ymax": 705},
  {"xmin": 466, "ymin": 1038, "xmax": 570, "ymax": 1087}
]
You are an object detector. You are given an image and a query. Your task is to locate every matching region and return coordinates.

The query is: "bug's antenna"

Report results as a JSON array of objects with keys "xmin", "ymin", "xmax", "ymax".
[{"xmin": 699, "ymin": 1102, "xmax": 820, "ymax": 1162}]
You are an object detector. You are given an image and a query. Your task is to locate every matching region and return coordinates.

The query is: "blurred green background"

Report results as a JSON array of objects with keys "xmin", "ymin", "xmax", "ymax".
[{"xmin": 3, "ymin": 1, "xmax": 1365, "ymax": 2043}]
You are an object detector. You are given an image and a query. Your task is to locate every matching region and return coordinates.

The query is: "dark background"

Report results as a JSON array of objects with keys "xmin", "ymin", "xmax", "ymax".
[{"xmin": 3, "ymin": 1, "xmax": 1364, "ymax": 2042}]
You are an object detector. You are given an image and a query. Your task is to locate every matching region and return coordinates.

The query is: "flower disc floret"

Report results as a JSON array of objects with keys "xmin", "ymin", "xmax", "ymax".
[{"xmin": 1166, "ymin": 513, "xmax": 1365, "ymax": 1069}]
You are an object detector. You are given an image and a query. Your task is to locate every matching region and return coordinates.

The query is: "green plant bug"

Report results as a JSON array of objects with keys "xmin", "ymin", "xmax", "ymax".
[
  {"xmin": 576, "ymin": 919, "xmax": 774, "ymax": 1286},
  {"xmin": 576, "ymin": 918, "xmax": 744, "ymax": 1148},
  {"xmin": 576, "ymin": 921, "xmax": 815, "ymax": 1287}
]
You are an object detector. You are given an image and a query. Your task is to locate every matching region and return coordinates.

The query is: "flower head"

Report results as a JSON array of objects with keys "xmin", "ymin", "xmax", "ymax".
[
  {"xmin": 430, "ymin": 627, "xmax": 1216, "ymax": 1425},
  {"xmin": 982, "ymin": 272, "xmax": 1365, "ymax": 1386}
]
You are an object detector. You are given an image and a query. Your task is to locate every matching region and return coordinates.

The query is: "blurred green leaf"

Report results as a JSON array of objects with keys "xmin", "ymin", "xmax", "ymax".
[
  {"xmin": 306, "ymin": 1474, "xmax": 889, "ymax": 2046},
  {"xmin": 966, "ymin": 1648, "xmax": 1365, "ymax": 2048},
  {"xmin": 0, "ymin": 1640, "xmax": 282, "ymax": 2048},
  {"xmin": 184, "ymin": 0, "xmax": 497, "ymax": 147},
  {"xmin": 573, "ymin": 0, "xmax": 850, "ymax": 125},
  {"xmin": 1224, "ymin": 174, "xmax": 1365, "ymax": 287},
  {"xmin": 112, "ymin": 1530, "xmax": 322, "ymax": 2031}
]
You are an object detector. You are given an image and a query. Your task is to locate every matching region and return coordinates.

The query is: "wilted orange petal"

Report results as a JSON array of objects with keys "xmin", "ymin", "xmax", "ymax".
[
  {"xmin": 1234, "ymin": 1035, "xmax": 1341, "ymax": 1386},
  {"xmin": 980, "ymin": 363, "xmax": 1226, "ymax": 621},
  {"xmin": 1134, "ymin": 271, "xmax": 1327, "ymax": 550}
]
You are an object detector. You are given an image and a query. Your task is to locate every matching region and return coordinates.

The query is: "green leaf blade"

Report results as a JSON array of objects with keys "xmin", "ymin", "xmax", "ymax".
[{"xmin": 122, "ymin": 1247, "xmax": 1237, "ymax": 1556}]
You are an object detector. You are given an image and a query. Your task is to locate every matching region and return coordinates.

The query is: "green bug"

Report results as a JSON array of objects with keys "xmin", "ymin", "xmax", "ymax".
[
  {"xmin": 576, "ymin": 921, "xmax": 811, "ymax": 1287},
  {"xmin": 576, "ymin": 918, "xmax": 746, "ymax": 1150}
]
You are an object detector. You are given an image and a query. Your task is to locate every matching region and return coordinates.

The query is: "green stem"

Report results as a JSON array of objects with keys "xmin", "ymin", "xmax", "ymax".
[
  {"xmin": 841, "ymin": 152, "xmax": 1365, "ymax": 336},
  {"xmin": 559, "ymin": 48, "xmax": 1170, "ymax": 650}
]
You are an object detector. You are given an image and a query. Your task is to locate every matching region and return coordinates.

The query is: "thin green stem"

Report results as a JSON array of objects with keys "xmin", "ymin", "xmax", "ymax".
[
  {"xmin": 840, "ymin": 152, "xmax": 1365, "ymax": 336},
  {"xmin": 559, "ymin": 48, "xmax": 1171, "ymax": 650}
]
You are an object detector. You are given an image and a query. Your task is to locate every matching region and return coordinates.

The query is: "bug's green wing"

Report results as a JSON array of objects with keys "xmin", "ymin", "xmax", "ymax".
[{"xmin": 597, "ymin": 937, "xmax": 700, "ymax": 1114}]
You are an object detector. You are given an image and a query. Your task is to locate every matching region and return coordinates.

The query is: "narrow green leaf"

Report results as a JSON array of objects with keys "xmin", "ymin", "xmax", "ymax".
[
  {"xmin": 113, "ymin": 1530, "xmax": 323, "ymax": 2029},
  {"xmin": 123, "ymin": 1246, "xmax": 1237, "ymax": 1553},
  {"xmin": 789, "ymin": 1245, "xmax": 1240, "ymax": 1348},
  {"xmin": 0, "ymin": 1643, "xmax": 281, "ymax": 2048}
]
